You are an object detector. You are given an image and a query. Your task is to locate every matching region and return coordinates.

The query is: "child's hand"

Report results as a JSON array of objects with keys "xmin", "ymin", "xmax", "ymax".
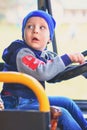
[
  {"xmin": 0, "ymin": 101, "xmax": 4, "ymax": 110},
  {"xmin": 50, "ymin": 106, "xmax": 62, "ymax": 130},
  {"xmin": 68, "ymin": 53, "xmax": 85, "ymax": 64}
]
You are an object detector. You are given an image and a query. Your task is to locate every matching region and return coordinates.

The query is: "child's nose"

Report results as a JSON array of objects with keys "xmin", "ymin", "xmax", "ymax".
[{"xmin": 33, "ymin": 26, "xmax": 39, "ymax": 33}]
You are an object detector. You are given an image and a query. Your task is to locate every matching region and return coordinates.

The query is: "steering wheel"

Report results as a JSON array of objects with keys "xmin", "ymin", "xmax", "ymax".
[{"xmin": 48, "ymin": 50, "xmax": 87, "ymax": 83}]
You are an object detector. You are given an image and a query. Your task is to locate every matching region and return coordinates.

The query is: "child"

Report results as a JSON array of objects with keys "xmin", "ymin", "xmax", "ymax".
[{"xmin": 1, "ymin": 10, "xmax": 87, "ymax": 130}]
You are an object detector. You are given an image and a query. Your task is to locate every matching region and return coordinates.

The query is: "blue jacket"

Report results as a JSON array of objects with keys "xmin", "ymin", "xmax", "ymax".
[{"xmin": 2, "ymin": 39, "xmax": 71, "ymax": 99}]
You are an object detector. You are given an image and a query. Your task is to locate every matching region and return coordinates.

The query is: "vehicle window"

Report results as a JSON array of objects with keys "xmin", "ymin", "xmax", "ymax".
[
  {"xmin": 0, "ymin": 0, "xmax": 37, "ymax": 62},
  {"xmin": 46, "ymin": 0, "xmax": 87, "ymax": 100}
]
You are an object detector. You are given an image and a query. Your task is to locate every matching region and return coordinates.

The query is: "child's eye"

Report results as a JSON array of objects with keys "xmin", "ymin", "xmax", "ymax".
[
  {"xmin": 27, "ymin": 25, "xmax": 34, "ymax": 29},
  {"xmin": 40, "ymin": 26, "xmax": 45, "ymax": 30}
]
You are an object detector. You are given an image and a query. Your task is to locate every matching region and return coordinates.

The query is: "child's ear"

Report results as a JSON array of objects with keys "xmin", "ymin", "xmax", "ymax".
[{"xmin": 47, "ymin": 39, "xmax": 51, "ymax": 44}]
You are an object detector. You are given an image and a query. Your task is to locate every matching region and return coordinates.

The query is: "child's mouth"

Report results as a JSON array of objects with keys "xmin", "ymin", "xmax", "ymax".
[{"xmin": 32, "ymin": 37, "xmax": 39, "ymax": 42}]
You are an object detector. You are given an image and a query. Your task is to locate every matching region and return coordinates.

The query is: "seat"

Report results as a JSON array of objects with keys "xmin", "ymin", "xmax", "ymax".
[{"xmin": 0, "ymin": 72, "xmax": 61, "ymax": 130}]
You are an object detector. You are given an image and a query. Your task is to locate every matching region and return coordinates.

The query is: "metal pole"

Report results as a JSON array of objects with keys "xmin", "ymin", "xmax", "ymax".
[
  {"xmin": 38, "ymin": 0, "xmax": 58, "ymax": 53},
  {"xmin": 38, "ymin": 0, "xmax": 46, "ymax": 11},
  {"xmin": 46, "ymin": 0, "xmax": 58, "ymax": 53}
]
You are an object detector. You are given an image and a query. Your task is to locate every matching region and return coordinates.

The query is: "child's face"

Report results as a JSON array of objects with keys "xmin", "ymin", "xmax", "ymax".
[{"xmin": 24, "ymin": 17, "xmax": 51, "ymax": 51}]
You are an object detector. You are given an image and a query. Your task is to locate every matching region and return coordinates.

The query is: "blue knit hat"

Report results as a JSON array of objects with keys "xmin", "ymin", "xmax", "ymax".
[{"xmin": 22, "ymin": 10, "xmax": 56, "ymax": 41}]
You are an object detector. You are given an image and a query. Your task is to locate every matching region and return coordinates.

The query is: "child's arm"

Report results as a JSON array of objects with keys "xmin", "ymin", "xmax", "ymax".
[
  {"xmin": 16, "ymin": 48, "xmax": 66, "ymax": 81},
  {"xmin": 16, "ymin": 48, "xmax": 85, "ymax": 81}
]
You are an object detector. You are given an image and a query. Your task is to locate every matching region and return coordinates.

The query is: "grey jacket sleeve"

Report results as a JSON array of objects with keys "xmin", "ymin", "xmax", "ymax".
[{"xmin": 16, "ymin": 48, "xmax": 66, "ymax": 81}]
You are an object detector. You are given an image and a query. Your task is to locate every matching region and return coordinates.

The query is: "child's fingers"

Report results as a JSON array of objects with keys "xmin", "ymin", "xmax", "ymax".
[{"xmin": 68, "ymin": 53, "xmax": 85, "ymax": 64}]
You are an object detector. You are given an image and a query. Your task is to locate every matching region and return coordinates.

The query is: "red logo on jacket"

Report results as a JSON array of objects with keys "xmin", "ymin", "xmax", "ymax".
[{"xmin": 22, "ymin": 55, "xmax": 44, "ymax": 70}]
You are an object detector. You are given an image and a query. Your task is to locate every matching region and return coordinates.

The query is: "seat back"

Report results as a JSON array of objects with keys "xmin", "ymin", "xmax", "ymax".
[
  {"xmin": 0, "ymin": 110, "xmax": 50, "ymax": 130},
  {"xmin": 0, "ymin": 72, "xmax": 50, "ymax": 130}
]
